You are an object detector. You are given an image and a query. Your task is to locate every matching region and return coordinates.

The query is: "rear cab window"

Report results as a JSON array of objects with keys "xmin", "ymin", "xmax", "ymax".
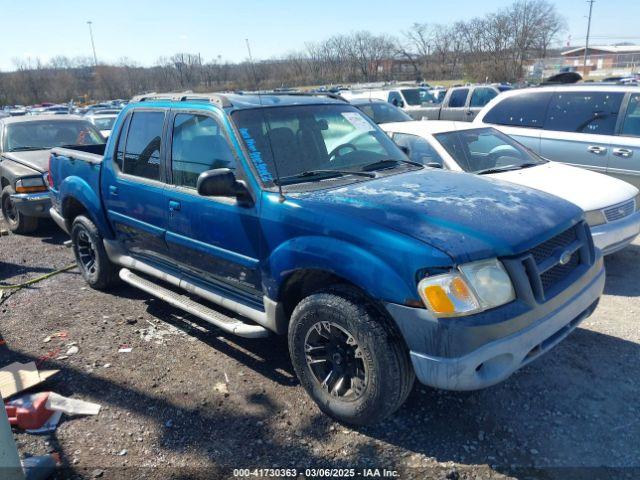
[
  {"xmin": 448, "ymin": 89, "xmax": 469, "ymax": 108},
  {"xmin": 117, "ymin": 110, "xmax": 165, "ymax": 180}
]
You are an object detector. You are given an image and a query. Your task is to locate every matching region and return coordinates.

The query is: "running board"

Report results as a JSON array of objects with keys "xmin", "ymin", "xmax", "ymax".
[{"xmin": 119, "ymin": 268, "xmax": 269, "ymax": 338}]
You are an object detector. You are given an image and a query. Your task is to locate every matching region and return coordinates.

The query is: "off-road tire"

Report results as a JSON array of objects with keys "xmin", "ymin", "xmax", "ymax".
[
  {"xmin": 71, "ymin": 215, "xmax": 119, "ymax": 290},
  {"xmin": 1, "ymin": 185, "xmax": 38, "ymax": 234},
  {"xmin": 288, "ymin": 286, "xmax": 415, "ymax": 425}
]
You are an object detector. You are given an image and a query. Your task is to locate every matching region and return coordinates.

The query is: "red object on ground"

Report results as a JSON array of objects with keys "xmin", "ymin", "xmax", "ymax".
[{"xmin": 5, "ymin": 392, "xmax": 53, "ymax": 430}]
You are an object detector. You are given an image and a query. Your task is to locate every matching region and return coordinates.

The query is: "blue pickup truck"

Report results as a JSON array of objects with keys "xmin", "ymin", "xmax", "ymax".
[{"xmin": 48, "ymin": 92, "xmax": 605, "ymax": 425}]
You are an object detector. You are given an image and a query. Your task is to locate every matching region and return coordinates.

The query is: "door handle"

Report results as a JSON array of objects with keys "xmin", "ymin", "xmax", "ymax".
[
  {"xmin": 168, "ymin": 200, "xmax": 181, "ymax": 212},
  {"xmin": 108, "ymin": 185, "xmax": 118, "ymax": 196},
  {"xmin": 613, "ymin": 148, "xmax": 633, "ymax": 158},
  {"xmin": 587, "ymin": 145, "xmax": 607, "ymax": 154},
  {"xmin": 466, "ymin": 110, "xmax": 474, "ymax": 115}
]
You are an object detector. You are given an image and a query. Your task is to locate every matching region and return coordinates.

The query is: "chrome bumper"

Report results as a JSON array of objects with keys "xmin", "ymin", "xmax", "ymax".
[
  {"xmin": 591, "ymin": 210, "xmax": 640, "ymax": 255},
  {"xmin": 9, "ymin": 192, "xmax": 51, "ymax": 218}
]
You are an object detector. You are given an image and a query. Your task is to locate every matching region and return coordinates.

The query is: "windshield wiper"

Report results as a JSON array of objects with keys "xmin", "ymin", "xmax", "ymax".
[
  {"xmin": 360, "ymin": 158, "xmax": 423, "ymax": 171},
  {"xmin": 274, "ymin": 169, "xmax": 375, "ymax": 186},
  {"xmin": 476, "ymin": 161, "xmax": 543, "ymax": 175},
  {"xmin": 8, "ymin": 146, "xmax": 48, "ymax": 152}
]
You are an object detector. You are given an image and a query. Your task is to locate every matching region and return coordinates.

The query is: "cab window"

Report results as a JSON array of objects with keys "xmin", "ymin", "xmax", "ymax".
[
  {"xmin": 121, "ymin": 111, "xmax": 164, "ymax": 180},
  {"xmin": 170, "ymin": 113, "xmax": 236, "ymax": 188},
  {"xmin": 448, "ymin": 89, "xmax": 469, "ymax": 108},
  {"xmin": 470, "ymin": 88, "xmax": 498, "ymax": 108}
]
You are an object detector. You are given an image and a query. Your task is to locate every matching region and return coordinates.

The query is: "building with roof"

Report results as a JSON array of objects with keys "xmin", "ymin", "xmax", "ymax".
[{"xmin": 560, "ymin": 45, "xmax": 640, "ymax": 76}]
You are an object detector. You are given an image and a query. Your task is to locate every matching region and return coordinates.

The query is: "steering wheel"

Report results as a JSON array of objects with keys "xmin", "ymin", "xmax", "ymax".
[{"xmin": 329, "ymin": 143, "xmax": 358, "ymax": 162}]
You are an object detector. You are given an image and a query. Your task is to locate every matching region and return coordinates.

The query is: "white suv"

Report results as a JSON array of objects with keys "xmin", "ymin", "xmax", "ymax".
[{"xmin": 474, "ymin": 85, "xmax": 640, "ymax": 189}]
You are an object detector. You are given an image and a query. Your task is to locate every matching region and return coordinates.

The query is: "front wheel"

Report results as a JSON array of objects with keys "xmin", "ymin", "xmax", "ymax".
[
  {"xmin": 288, "ymin": 286, "xmax": 415, "ymax": 425},
  {"xmin": 70, "ymin": 215, "xmax": 119, "ymax": 290},
  {"xmin": 1, "ymin": 185, "xmax": 38, "ymax": 234}
]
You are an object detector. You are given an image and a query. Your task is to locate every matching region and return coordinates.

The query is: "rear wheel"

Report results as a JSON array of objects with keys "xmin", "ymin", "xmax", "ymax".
[
  {"xmin": 70, "ymin": 215, "xmax": 119, "ymax": 290},
  {"xmin": 1, "ymin": 185, "xmax": 38, "ymax": 234},
  {"xmin": 288, "ymin": 286, "xmax": 415, "ymax": 425}
]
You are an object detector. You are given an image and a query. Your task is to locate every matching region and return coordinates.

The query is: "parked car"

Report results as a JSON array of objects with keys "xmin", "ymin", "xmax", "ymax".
[
  {"xmin": 49, "ymin": 92, "xmax": 604, "ymax": 425},
  {"xmin": 419, "ymin": 85, "xmax": 501, "ymax": 121},
  {"xmin": 0, "ymin": 115, "xmax": 104, "ymax": 233},
  {"xmin": 381, "ymin": 121, "xmax": 640, "ymax": 255},
  {"xmin": 85, "ymin": 112, "xmax": 118, "ymax": 138},
  {"xmin": 474, "ymin": 85, "xmax": 640, "ymax": 189},
  {"xmin": 340, "ymin": 87, "xmax": 438, "ymax": 119},
  {"xmin": 349, "ymin": 98, "xmax": 412, "ymax": 124}
]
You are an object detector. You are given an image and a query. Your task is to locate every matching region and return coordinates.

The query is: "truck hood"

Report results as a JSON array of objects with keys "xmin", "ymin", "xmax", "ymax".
[
  {"xmin": 2, "ymin": 150, "xmax": 50, "ymax": 174},
  {"xmin": 295, "ymin": 169, "xmax": 583, "ymax": 263},
  {"xmin": 490, "ymin": 161, "xmax": 639, "ymax": 211}
]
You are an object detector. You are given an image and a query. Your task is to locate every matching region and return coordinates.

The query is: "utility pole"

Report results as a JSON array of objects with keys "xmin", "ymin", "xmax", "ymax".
[
  {"xmin": 87, "ymin": 21, "xmax": 98, "ymax": 67},
  {"xmin": 583, "ymin": 0, "xmax": 595, "ymax": 76}
]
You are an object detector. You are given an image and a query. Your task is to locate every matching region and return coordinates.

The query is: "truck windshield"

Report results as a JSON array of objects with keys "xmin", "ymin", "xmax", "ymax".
[
  {"xmin": 92, "ymin": 117, "xmax": 117, "ymax": 131},
  {"xmin": 434, "ymin": 127, "xmax": 546, "ymax": 174},
  {"xmin": 401, "ymin": 88, "xmax": 437, "ymax": 106},
  {"xmin": 5, "ymin": 120, "xmax": 104, "ymax": 152},
  {"xmin": 232, "ymin": 104, "xmax": 410, "ymax": 186}
]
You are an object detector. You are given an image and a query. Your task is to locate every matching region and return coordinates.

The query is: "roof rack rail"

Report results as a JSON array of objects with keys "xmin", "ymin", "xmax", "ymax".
[
  {"xmin": 130, "ymin": 91, "xmax": 232, "ymax": 108},
  {"xmin": 278, "ymin": 91, "xmax": 348, "ymax": 102},
  {"xmin": 234, "ymin": 90, "xmax": 348, "ymax": 102}
]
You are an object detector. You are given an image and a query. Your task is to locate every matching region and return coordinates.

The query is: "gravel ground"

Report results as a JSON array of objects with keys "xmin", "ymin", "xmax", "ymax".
[{"xmin": 1, "ymin": 218, "xmax": 639, "ymax": 480}]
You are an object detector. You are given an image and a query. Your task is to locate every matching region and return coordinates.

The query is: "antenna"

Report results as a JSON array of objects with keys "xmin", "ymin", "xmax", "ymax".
[{"xmin": 245, "ymin": 38, "xmax": 285, "ymax": 202}]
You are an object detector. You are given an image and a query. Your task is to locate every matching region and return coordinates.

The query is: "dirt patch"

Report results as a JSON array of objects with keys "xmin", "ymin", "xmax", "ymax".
[{"xmin": 1, "ymin": 219, "xmax": 639, "ymax": 479}]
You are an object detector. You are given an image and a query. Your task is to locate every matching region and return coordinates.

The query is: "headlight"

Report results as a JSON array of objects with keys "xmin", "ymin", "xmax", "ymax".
[
  {"xmin": 15, "ymin": 177, "xmax": 47, "ymax": 193},
  {"xmin": 584, "ymin": 209, "xmax": 606, "ymax": 227},
  {"xmin": 417, "ymin": 259, "xmax": 515, "ymax": 317}
]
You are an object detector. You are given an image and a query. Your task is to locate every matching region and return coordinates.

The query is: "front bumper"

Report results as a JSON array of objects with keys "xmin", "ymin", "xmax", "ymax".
[
  {"xmin": 385, "ymin": 258, "xmax": 605, "ymax": 391},
  {"xmin": 591, "ymin": 210, "xmax": 640, "ymax": 255},
  {"xmin": 9, "ymin": 192, "xmax": 51, "ymax": 218}
]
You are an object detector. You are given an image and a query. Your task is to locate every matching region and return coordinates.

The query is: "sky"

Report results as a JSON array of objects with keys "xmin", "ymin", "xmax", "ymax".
[{"xmin": 0, "ymin": 0, "xmax": 637, "ymax": 71}]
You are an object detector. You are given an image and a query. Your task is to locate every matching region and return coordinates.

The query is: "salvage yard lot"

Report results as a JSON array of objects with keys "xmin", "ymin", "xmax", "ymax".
[{"xmin": 1, "ymin": 218, "xmax": 639, "ymax": 479}]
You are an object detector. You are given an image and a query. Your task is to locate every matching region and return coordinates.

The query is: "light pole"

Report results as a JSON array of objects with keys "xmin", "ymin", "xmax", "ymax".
[
  {"xmin": 583, "ymin": 0, "xmax": 595, "ymax": 76},
  {"xmin": 87, "ymin": 21, "xmax": 98, "ymax": 67}
]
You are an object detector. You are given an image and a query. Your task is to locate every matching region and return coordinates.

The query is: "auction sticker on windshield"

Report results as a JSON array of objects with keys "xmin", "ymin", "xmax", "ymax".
[{"xmin": 341, "ymin": 112, "xmax": 374, "ymax": 131}]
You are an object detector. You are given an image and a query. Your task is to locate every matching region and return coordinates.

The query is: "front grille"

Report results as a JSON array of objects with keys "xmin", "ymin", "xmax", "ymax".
[
  {"xmin": 520, "ymin": 223, "xmax": 589, "ymax": 301},
  {"xmin": 603, "ymin": 199, "xmax": 635, "ymax": 222},
  {"xmin": 540, "ymin": 252, "xmax": 580, "ymax": 290},
  {"xmin": 529, "ymin": 227, "xmax": 577, "ymax": 264}
]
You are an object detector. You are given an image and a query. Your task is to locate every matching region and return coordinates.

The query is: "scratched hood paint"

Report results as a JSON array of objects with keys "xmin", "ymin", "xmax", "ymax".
[{"xmin": 295, "ymin": 169, "xmax": 583, "ymax": 263}]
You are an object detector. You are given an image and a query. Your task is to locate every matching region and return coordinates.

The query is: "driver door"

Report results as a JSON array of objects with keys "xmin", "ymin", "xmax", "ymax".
[{"xmin": 163, "ymin": 110, "xmax": 262, "ymax": 300}]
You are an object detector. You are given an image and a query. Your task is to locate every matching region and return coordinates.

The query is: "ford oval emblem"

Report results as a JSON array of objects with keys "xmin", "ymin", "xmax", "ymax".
[{"xmin": 559, "ymin": 250, "xmax": 573, "ymax": 266}]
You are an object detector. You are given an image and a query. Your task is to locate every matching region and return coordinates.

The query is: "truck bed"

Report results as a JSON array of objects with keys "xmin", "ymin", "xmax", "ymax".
[{"xmin": 49, "ymin": 144, "xmax": 106, "ymax": 217}]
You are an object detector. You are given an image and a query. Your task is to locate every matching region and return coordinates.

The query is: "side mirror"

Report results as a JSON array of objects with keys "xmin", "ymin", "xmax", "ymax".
[
  {"xmin": 425, "ymin": 161, "xmax": 443, "ymax": 169},
  {"xmin": 398, "ymin": 145, "xmax": 411, "ymax": 156},
  {"xmin": 197, "ymin": 168, "xmax": 252, "ymax": 204}
]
